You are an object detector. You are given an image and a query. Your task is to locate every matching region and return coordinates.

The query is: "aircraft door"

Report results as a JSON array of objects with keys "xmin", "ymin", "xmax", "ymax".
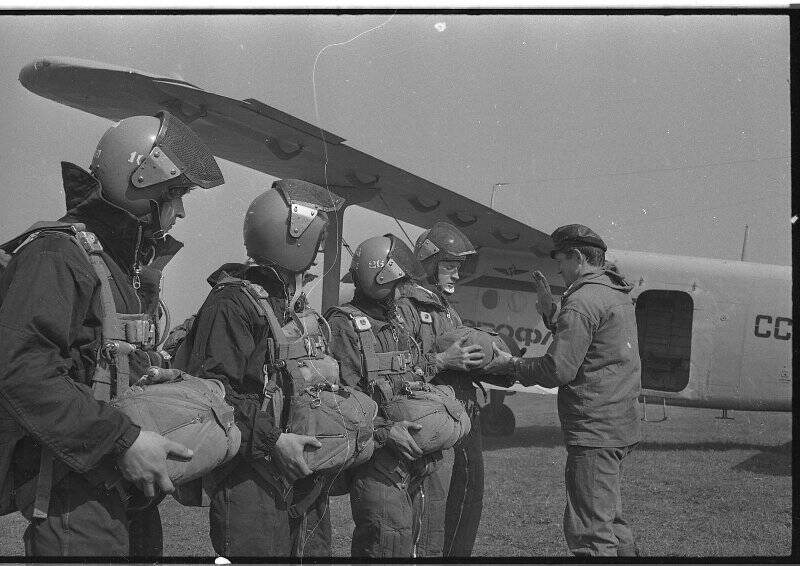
[
  {"xmin": 707, "ymin": 302, "xmax": 745, "ymax": 391},
  {"xmin": 635, "ymin": 290, "xmax": 692, "ymax": 393}
]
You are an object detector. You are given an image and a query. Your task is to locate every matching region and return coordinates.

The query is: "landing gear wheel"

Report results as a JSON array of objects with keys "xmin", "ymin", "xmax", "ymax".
[{"xmin": 480, "ymin": 403, "xmax": 516, "ymax": 436}]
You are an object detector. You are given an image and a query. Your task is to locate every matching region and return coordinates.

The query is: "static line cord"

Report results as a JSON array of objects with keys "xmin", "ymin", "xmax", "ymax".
[
  {"xmin": 298, "ymin": 15, "xmax": 398, "ymax": 555},
  {"xmin": 304, "ymin": 12, "xmax": 396, "ymax": 300},
  {"xmin": 341, "ymin": 235, "xmax": 355, "ymax": 258},
  {"xmin": 378, "ymin": 192, "xmax": 415, "ymax": 248}
]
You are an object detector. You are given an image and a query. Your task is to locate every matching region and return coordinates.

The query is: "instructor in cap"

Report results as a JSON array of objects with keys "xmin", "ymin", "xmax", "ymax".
[{"xmin": 484, "ymin": 224, "xmax": 641, "ymax": 557}]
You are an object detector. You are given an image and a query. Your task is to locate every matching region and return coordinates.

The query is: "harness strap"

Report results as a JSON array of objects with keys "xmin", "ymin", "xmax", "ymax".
[
  {"xmin": 328, "ymin": 305, "xmax": 418, "ymax": 400},
  {"xmin": 287, "ymin": 474, "xmax": 328, "ymax": 519},
  {"xmin": 87, "ymin": 252, "xmax": 131, "ymax": 401},
  {"xmin": 31, "ymin": 452, "xmax": 54, "ymax": 520},
  {"xmin": 418, "ymin": 311, "xmax": 435, "ymax": 353}
]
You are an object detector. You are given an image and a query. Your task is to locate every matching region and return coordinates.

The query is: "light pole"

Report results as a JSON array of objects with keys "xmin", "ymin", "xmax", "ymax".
[{"xmin": 490, "ymin": 182, "xmax": 509, "ymax": 209}]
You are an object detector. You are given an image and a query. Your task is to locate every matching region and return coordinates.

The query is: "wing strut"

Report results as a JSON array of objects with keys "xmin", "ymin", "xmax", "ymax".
[{"xmin": 322, "ymin": 205, "xmax": 346, "ymax": 312}]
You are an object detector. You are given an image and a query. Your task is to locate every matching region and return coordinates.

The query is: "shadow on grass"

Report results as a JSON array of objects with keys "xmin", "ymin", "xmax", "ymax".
[
  {"xmin": 731, "ymin": 441, "xmax": 792, "ymax": 476},
  {"xmin": 638, "ymin": 439, "xmax": 791, "ymax": 453},
  {"xmin": 483, "ymin": 427, "xmax": 791, "ymax": 469},
  {"xmin": 482, "ymin": 424, "xmax": 563, "ymax": 451}
]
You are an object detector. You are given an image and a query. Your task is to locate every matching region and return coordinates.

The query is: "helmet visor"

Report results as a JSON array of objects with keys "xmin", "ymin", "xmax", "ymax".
[
  {"xmin": 276, "ymin": 179, "xmax": 344, "ymax": 213},
  {"xmin": 156, "ymin": 111, "xmax": 224, "ymax": 190},
  {"xmin": 274, "ymin": 179, "xmax": 344, "ymax": 239},
  {"xmin": 382, "ymin": 234, "xmax": 427, "ymax": 283}
]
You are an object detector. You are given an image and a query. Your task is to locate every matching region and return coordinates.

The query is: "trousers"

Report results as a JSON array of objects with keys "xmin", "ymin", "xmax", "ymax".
[
  {"xmin": 563, "ymin": 443, "xmax": 638, "ymax": 556},
  {"xmin": 349, "ymin": 447, "xmax": 441, "ymax": 558},
  {"xmin": 22, "ymin": 470, "xmax": 162, "ymax": 557},
  {"xmin": 442, "ymin": 390, "xmax": 484, "ymax": 557},
  {"xmin": 208, "ymin": 461, "xmax": 331, "ymax": 558}
]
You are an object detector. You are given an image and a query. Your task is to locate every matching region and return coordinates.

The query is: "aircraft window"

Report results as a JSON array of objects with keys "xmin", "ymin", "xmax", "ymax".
[{"xmin": 635, "ymin": 290, "xmax": 693, "ymax": 393}]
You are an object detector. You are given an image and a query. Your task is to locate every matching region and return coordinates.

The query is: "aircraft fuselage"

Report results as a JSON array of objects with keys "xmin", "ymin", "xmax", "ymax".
[{"xmin": 453, "ymin": 248, "xmax": 792, "ymax": 412}]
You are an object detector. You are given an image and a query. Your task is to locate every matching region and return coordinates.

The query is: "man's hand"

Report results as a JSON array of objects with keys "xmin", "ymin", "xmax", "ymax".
[
  {"xmin": 135, "ymin": 367, "xmax": 185, "ymax": 386},
  {"xmin": 116, "ymin": 430, "xmax": 193, "ymax": 498},
  {"xmin": 533, "ymin": 270, "xmax": 557, "ymax": 322},
  {"xmin": 272, "ymin": 432, "xmax": 321, "ymax": 483},
  {"xmin": 483, "ymin": 342, "xmax": 515, "ymax": 375},
  {"xmin": 387, "ymin": 420, "xmax": 423, "ymax": 461},
  {"xmin": 436, "ymin": 335, "xmax": 485, "ymax": 371}
]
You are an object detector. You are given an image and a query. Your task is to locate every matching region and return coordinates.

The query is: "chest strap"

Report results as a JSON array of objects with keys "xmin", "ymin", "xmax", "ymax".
[{"xmin": 328, "ymin": 304, "xmax": 418, "ymax": 401}]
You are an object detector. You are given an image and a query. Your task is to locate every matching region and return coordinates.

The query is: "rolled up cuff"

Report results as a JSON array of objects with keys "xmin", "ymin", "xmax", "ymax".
[{"xmin": 112, "ymin": 423, "xmax": 141, "ymax": 456}]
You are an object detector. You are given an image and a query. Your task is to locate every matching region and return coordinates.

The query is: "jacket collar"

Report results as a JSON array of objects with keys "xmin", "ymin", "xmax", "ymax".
[
  {"xmin": 351, "ymin": 288, "xmax": 393, "ymax": 324},
  {"xmin": 562, "ymin": 267, "xmax": 633, "ymax": 300},
  {"xmin": 58, "ymin": 162, "xmax": 183, "ymax": 273},
  {"xmin": 396, "ymin": 280, "xmax": 449, "ymax": 311},
  {"xmin": 207, "ymin": 262, "xmax": 291, "ymax": 300}
]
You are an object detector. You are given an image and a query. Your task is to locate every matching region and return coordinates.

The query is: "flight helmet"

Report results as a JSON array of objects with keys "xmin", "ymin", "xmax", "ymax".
[
  {"xmin": 90, "ymin": 111, "xmax": 224, "ymax": 217},
  {"xmin": 243, "ymin": 179, "xmax": 343, "ymax": 274},
  {"xmin": 349, "ymin": 234, "xmax": 426, "ymax": 301},
  {"xmin": 414, "ymin": 221, "xmax": 476, "ymax": 282}
]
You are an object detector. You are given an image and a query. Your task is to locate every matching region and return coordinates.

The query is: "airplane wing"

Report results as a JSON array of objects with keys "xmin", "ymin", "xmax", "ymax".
[{"xmin": 19, "ymin": 57, "xmax": 555, "ymax": 261}]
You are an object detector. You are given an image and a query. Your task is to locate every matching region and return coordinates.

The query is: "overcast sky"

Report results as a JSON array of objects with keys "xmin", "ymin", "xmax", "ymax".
[{"xmin": 0, "ymin": 14, "xmax": 790, "ymax": 321}]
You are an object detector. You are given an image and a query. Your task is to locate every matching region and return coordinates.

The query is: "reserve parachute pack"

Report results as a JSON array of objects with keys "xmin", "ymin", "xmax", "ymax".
[
  {"xmin": 207, "ymin": 276, "xmax": 378, "ymax": 518},
  {"xmin": 0, "ymin": 222, "xmax": 240, "ymax": 519},
  {"xmin": 434, "ymin": 326, "xmax": 517, "ymax": 389},
  {"xmin": 327, "ymin": 304, "xmax": 471, "ymax": 456}
]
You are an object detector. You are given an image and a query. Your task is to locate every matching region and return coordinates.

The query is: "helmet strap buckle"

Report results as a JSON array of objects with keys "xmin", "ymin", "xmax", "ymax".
[
  {"xmin": 289, "ymin": 203, "xmax": 318, "ymax": 239},
  {"xmin": 132, "ymin": 146, "xmax": 181, "ymax": 188}
]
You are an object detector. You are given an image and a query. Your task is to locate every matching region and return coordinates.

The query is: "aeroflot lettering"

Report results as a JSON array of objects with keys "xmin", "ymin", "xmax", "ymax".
[
  {"xmin": 462, "ymin": 319, "xmax": 553, "ymax": 347},
  {"xmin": 754, "ymin": 315, "xmax": 792, "ymax": 340}
]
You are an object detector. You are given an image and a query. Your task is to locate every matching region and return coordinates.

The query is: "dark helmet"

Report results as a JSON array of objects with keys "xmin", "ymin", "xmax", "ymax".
[
  {"xmin": 414, "ymin": 221, "xmax": 476, "ymax": 280},
  {"xmin": 243, "ymin": 179, "xmax": 344, "ymax": 274},
  {"xmin": 89, "ymin": 111, "xmax": 224, "ymax": 217},
  {"xmin": 349, "ymin": 234, "xmax": 426, "ymax": 300}
]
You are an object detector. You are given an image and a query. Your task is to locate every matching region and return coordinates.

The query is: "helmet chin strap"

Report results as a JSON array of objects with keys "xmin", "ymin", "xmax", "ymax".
[
  {"xmin": 289, "ymin": 272, "xmax": 304, "ymax": 311},
  {"xmin": 146, "ymin": 200, "xmax": 166, "ymax": 240}
]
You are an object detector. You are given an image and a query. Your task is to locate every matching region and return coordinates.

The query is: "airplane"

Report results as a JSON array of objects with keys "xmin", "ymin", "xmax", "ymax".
[{"xmin": 16, "ymin": 57, "xmax": 792, "ymax": 435}]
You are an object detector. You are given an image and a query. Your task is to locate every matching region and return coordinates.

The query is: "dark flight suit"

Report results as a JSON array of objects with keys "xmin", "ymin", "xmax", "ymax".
[
  {"xmin": 173, "ymin": 264, "xmax": 330, "ymax": 558},
  {"xmin": 395, "ymin": 282, "xmax": 484, "ymax": 557},
  {"xmin": 514, "ymin": 268, "xmax": 641, "ymax": 556},
  {"xmin": 326, "ymin": 289, "xmax": 441, "ymax": 558},
  {"xmin": 0, "ymin": 162, "xmax": 176, "ymax": 557}
]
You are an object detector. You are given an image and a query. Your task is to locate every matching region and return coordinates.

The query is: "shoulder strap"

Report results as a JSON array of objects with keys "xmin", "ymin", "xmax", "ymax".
[
  {"xmin": 417, "ymin": 310, "xmax": 436, "ymax": 353},
  {"xmin": 9, "ymin": 223, "xmax": 131, "ymax": 403}
]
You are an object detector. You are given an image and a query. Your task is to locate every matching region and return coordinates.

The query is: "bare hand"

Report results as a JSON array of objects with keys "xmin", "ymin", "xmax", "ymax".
[
  {"xmin": 436, "ymin": 335, "xmax": 485, "ymax": 371},
  {"xmin": 272, "ymin": 433, "xmax": 321, "ymax": 482},
  {"xmin": 483, "ymin": 342, "xmax": 515, "ymax": 375},
  {"xmin": 533, "ymin": 271, "xmax": 556, "ymax": 321},
  {"xmin": 387, "ymin": 420, "xmax": 424, "ymax": 461},
  {"xmin": 135, "ymin": 367, "xmax": 185, "ymax": 386},
  {"xmin": 116, "ymin": 430, "xmax": 193, "ymax": 498}
]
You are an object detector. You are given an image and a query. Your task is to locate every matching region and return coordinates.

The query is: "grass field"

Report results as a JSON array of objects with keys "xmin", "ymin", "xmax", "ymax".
[{"xmin": 0, "ymin": 393, "xmax": 792, "ymax": 558}]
